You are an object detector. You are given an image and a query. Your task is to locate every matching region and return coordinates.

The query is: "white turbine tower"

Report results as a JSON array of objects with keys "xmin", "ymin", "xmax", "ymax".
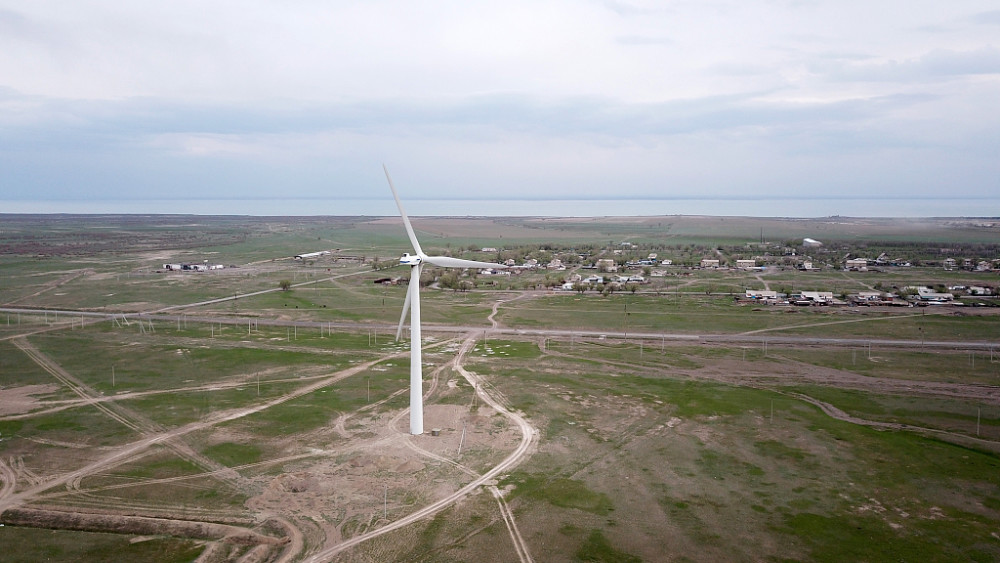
[{"xmin": 384, "ymin": 165, "xmax": 507, "ymax": 435}]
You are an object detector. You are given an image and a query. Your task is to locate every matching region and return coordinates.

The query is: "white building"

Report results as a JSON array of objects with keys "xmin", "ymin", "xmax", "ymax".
[
  {"xmin": 915, "ymin": 287, "xmax": 953, "ymax": 302},
  {"xmin": 800, "ymin": 291, "xmax": 835, "ymax": 303},
  {"xmin": 845, "ymin": 258, "xmax": 868, "ymax": 271}
]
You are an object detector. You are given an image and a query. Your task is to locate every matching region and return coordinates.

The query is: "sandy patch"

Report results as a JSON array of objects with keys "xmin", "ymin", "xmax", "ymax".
[{"xmin": 0, "ymin": 384, "xmax": 61, "ymax": 416}]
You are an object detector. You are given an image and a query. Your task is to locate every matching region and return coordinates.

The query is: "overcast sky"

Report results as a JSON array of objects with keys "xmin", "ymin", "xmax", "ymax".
[{"xmin": 1, "ymin": 1, "xmax": 998, "ymax": 215}]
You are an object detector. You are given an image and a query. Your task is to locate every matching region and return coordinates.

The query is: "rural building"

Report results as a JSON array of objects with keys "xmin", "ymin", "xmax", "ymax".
[
  {"xmin": 596, "ymin": 259, "xmax": 617, "ymax": 272},
  {"xmin": 479, "ymin": 268, "xmax": 510, "ymax": 276},
  {"xmin": 799, "ymin": 291, "xmax": 836, "ymax": 304},
  {"xmin": 735, "ymin": 259, "xmax": 756, "ymax": 270},
  {"xmin": 294, "ymin": 250, "xmax": 331, "ymax": 260},
  {"xmin": 845, "ymin": 258, "xmax": 868, "ymax": 271},
  {"xmin": 163, "ymin": 263, "xmax": 221, "ymax": 272},
  {"xmin": 745, "ymin": 290, "xmax": 778, "ymax": 300},
  {"xmin": 915, "ymin": 286, "xmax": 954, "ymax": 302},
  {"xmin": 701, "ymin": 259, "xmax": 720, "ymax": 268}
]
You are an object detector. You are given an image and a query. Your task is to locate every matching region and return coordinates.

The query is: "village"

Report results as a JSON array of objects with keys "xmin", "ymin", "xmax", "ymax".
[{"xmin": 364, "ymin": 239, "xmax": 1000, "ymax": 308}]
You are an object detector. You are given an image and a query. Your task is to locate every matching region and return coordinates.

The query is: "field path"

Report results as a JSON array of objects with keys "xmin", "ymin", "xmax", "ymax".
[
  {"xmin": 0, "ymin": 349, "xmax": 407, "ymax": 514},
  {"xmin": 0, "ymin": 458, "xmax": 16, "ymax": 503},
  {"xmin": 488, "ymin": 292, "xmax": 536, "ymax": 329},
  {"xmin": 304, "ymin": 333, "xmax": 537, "ymax": 562},
  {"xmin": 753, "ymin": 272, "xmax": 770, "ymax": 291},
  {"xmin": 11, "ymin": 337, "xmax": 245, "ymax": 492},
  {"xmin": 789, "ymin": 392, "xmax": 1000, "ymax": 450},
  {"xmin": 4, "ymin": 269, "xmax": 93, "ymax": 306},
  {"xmin": 740, "ymin": 311, "xmax": 935, "ymax": 336}
]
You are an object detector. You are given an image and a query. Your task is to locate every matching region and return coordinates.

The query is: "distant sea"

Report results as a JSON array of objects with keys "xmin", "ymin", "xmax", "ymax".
[{"xmin": 1, "ymin": 198, "xmax": 997, "ymax": 218}]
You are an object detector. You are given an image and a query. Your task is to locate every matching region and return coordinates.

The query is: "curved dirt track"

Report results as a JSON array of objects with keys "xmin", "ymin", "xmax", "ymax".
[{"xmin": 304, "ymin": 334, "xmax": 537, "ymax": 562}]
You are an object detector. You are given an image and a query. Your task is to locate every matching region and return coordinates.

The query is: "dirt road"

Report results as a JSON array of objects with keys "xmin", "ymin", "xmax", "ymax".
[{"xmin": 304, "ymin": 334, "xmax": 537, "ymax": 561}]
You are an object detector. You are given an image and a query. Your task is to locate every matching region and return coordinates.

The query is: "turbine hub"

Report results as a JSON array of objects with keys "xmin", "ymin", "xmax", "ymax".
[{"xmin": 400, "ymin": 253, "xmax": 422, "ymax": 266}]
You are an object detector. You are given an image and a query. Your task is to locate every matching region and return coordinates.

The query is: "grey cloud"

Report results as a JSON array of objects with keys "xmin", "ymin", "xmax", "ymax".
[
  {"xmin": 0, "ymin": 88, "xmax": 941, "ymax": 154},
  {"xmin": 827, "ymin": 46, "xmax": 1000, "ymax": 82},
  {"xmin": 970, "ymin": 9, "xmax": 1000, "ymax": 25}
]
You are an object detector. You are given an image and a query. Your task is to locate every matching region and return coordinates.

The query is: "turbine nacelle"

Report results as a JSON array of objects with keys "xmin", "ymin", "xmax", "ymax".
[{"xmin": 400, "ymin": 253, "xmax": 422, "ymax": 266}]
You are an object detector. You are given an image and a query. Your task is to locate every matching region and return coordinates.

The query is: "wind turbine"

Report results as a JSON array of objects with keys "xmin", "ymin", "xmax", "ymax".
[{"xmin": 384, "ymin": 165, "xmax": 507, "ymax": 435}]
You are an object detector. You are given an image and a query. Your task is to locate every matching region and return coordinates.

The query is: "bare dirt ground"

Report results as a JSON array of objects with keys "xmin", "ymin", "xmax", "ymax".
[
  {"xmin": 1, "ymin": 294, "xmax": 997, "ymax": 560},
  {"xmin": 0, "ymin": 325, "xmax": 536, "ymax": 561}
]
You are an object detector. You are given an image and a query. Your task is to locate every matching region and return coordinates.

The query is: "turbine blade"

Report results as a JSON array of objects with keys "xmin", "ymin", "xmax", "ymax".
[
  {"xmin": 383, "ymin": 164, "xmax": 424, "ymax": 257},
  {"xmin": 396, "ymin": 268, "xmax": 415, "ymax": 341},
  {"xmin": 424, "ymin": 256, "xmax": 508, "ymax": 269}
]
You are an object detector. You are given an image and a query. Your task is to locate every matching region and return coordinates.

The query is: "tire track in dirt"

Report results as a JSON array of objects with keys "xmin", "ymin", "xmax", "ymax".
[
  {"xmin": 4, "ymin": 269, "xmax": 93, "ymax": 307},
  {"xmin": 0, "ymin": 458, "xmax": 15, "ymax": 503},
  {"xmin": 788, "ymin": 391, "xmax": 1000, "ymax": 450},
  {"xmin": 741, "ymin": 311, "xmax": 937, "ymax": 336},
  {"xmin": 0, "ymin": 350, "xmax": 407, "ymax": 515},
  {"xmin": 11, "ymin": 337, "xmax": 245, "ymax": 493},
  {"xmin": 488, "ymin": 292, "xmax": 537, "ymax": 330},
  {"xmin": 306, "ymin": 334, "xmax": 537, "ymax": 562},
  {"xmin": 490, "ymin": 485, "xmax": 533, "ymax": 563}
]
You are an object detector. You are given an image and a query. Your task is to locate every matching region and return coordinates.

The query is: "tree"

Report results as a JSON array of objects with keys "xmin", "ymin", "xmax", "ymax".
[
  {"xmin": 279, "ymin": 280, "xmax": 291, "ymax": 291},
  {"xmin": 438, "ymin": 271, "xmax": 460, "ymax": 290}
]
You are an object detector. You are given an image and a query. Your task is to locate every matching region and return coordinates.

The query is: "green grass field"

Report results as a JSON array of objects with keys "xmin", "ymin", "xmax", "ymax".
[{"xmin": 1, "ymin": 214, "xmax": 997, "ymax": 561}]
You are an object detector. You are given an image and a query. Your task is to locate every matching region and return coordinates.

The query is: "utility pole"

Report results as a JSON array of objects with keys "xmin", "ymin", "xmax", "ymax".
[{"xmin": 623, "ymin": 301, "xmax": 628, "ymax": 341}]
